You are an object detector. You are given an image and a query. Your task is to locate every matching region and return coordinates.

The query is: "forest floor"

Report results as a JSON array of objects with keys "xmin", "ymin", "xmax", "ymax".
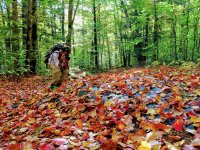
[{"xmin": 0, "ymin": 66, "xmax": 200, "ymax": 150}]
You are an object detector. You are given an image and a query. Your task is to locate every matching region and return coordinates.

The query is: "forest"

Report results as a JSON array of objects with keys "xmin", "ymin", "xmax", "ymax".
[
  {"xmin": 0, "ymin": 0, "xmax": 200, "ymax": 149},
  {"xmin": 0, "ymin": 0, "xmax": 199, "ymax": 74}
]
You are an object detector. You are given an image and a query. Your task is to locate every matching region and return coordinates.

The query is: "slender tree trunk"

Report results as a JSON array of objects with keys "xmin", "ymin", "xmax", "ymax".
[
  {"xmin": 12, "ymin": 0, "xmax": 20, "ymax": 72},
  {"xmin": 0, "ymin": 0, "xmax": 5, "ymax": 26},
  {"xmin": 183, "ymin": 1, "xmax": 190, "ymax": 61},
  {"xmin": 114, "ymin": 0, "xmax": 122, "ymax": 66},
  {"xmin": 22, "ymin": 0, "xmax": 27, "ymax": 49},
  {"xmin": 5, "ymin": 1, "xmax": 11, "ymax": 49},
  {"xmin": 66, "ymin": 0, "xmax": 80, "ymax": 49},
  {"xmin": 153, "ymin": 0, "xmax": 159, "ymax": 61},
  {"xmin": 31, "ymin": 0, "xmax": 37, "ymax": 74},
  {"xmin": 93, "ymin": 0, "xmax": 98, "ymax": 69},
  {"xmin": 105, "ymin": 30, "xmax": 111, "ymax": 69},
  {"xmin": 192, "ymin": 9, "xmax": 200, "ymax": 61},
  {"xmin": 61, "ymin": 0, "xmax": 65, "ymax": 41},
  {"xmin": 26, "ymin": 0, "xmax": 32, "ymax": 71}
]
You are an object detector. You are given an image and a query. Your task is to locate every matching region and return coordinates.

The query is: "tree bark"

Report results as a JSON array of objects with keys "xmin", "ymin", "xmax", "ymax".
[
  {"xmin": 66, "ymin": 0, "xmax": 80, "ymax": 49},
  {"xmin": 31, "ymin": 0, "xmax": 37, "ymax": 74},
  {"xmin": 93, "ymin": 0, "xmax": 98, "ymax": 69},
  {"xmin": 12, "ymin": 0, "xmax": 20, "ymax": 72},
  {"xmin": 153, "ymin": 0, "xmax": 159, "ymax": 61},
  {"xmin": 61, "ymin": 0, "xmax": 65, "ymax": 41},
  {"xmin": 5, "ymin": 1, "xmax": 11, "ymax": 49},
  {"xmin": 22, "ymin": 0, "xmax": 27, "ymax": 49},
  {"xmin": 26, "ymin": 0, "xmax": 32, "ymax": 71}
]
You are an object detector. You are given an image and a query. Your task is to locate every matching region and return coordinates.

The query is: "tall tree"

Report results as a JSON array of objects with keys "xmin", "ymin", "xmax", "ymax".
[
  {"xmin": 61, "ymin": 0, "xmax": 65, "ymax": 41},
  {"xmin": 93, "ymin": 0, "xmax": 98, "ymax": 68},
  {"xmin": 153, "ymin": 0, "xmax": 159, "ymax": 61},
  {"xmin": 26, "ymin": 0, "xmax": 32, "ymax": 71},
  {"xmin": 31, "ymin": 0, "xmax": 38, "ymax": 74},
  {"xmin": 11, "ymin": 0, "xmax": 20, "ymax": 72},
  {"xmin": 66, "ymin": 0, "xmax": 80, "ymax": 49},
  {"xmin": 22, "ymin": 0, "xmax": 27, "ymax": 49}
]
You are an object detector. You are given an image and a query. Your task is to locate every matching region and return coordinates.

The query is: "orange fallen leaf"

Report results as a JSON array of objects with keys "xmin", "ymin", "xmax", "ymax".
[
  {"xmin": 116, "ymin": 121, "xmax": 125, "ymax": 131},
  {"xmin": 101, "ymin": 139, "xmax": 117, "ymax": 150},
  {"xmin": 75, "ymin": 119, "xmax": 83, "ymax": 129}
]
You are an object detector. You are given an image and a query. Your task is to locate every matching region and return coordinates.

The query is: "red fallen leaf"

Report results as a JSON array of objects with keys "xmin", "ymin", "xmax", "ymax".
[
  {"xmin": 118, "ymin": 81, "xmax": 126, "ymax": 89},
  {"xmin": 5, "ymin": 143, "xmax": 22, "ymax": 150},
  {"xmin": 40, "ymin": 143, "xmax": 52, "ymax": 150},
  {"xmin": 116, "ymin": 110, "xmax": 124, "ymax": 119},
  {"xmin": 45, "ymin": 109, "xmax": 51, "ymax": 114},
  {"xmin": 60, "ymin": 128, "xmax": 73, "ymax": 136},
  {"xmin": 65, "ymin": 98, "xmax": 70, "ymax": 103},
  {"xmin": 13, "ymin": 121, "xmax": 23, "ymax": 128},
  {"xmin": 173, "ymin": 119, "xmax": 184, "ymax": 131},
  {"xmin": 125, "ymin": 88, "xmax": 134, "ymax": 96},
  {"xmin": 28, "ymin": 123, "xmax": 40, "ymax": 131},
  {"xmin": 82, "ymin": 132, "xmax": 89, "ymax": 140},
  {"xmin": 121, "ymin": 89, "xmax": 125, "ymax": 94},
  {"xmin": 95, "ymin": 96, "xmax": 101, "ymax": 102},
  {"xmin": 96, "ymin": 135, "xmax": 108, "ymax": 143},
  {"xmin": 187, "ymin": 111, "xmax": 196, "ymax": 117},
  {"xmin": 80, "ymin": 114, "xmax": 86, "ymax": 121},
  {"xmin": 166, "ymin": 112, "xmax": 173, "ymax": 119},
  {"xmin": 88, "ymin": 123, "xmax": 101, "ymax": 132}
]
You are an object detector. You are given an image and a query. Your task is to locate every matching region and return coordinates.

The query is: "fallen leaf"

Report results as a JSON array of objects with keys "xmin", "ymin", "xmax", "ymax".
[
  {"xmin": 137, "ymin": 141, "xmax": 151, "ymax": 150},
  {"xmin": 173, "ymin": 119, "xmax": 184, "ymax": 131},
  {"xmin": 5, "ymin": 143, "xmax": 22, "ymax": 150}
]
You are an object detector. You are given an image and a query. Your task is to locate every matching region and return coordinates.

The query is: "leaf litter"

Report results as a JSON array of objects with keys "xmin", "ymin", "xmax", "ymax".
[{"xmin": 0, "ymin": 66, "xmax": 200, "ymax": 149}]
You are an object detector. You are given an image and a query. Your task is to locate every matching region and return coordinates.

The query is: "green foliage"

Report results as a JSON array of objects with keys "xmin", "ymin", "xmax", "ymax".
[
  {"xmin": 151, "ymin": 61, "xmax": 160, "ymax": 67},
  {"xmin": 180, "ymin": 61, "xmax": 199, "ymax": 69}
]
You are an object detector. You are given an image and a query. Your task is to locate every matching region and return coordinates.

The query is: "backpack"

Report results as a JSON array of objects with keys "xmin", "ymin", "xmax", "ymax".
[{"xmin": 44, "ymin": 44, "xmax": 63, "ymax": 67}]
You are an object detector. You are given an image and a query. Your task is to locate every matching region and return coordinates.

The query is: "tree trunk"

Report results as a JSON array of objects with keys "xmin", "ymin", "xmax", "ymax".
[
  {"xmin": 5, "ymin": 1, "xmax": 11, "ymax": 50},
  {"xmin": 192, "ymin": 8, "xmax": 200, "ymax": 61},
  {"xmin": 153, "ymin": 0, "xmax": 159, "ymax": 61},
  {"xmin": 66, "ymin": 0, "xmax": 80, "ymax": 49},
  {"xmin": 31, "ymin": 0, "xmax": 37, "ymax": 74},
  {"xmin": 182, "ymin": 1, "xmax": 190, "ymax": 61},
  {"xmin": 26, "ymin": 0, "xmax": 32, "ymax": 71},
  {"xmin": 93, "ymin": 0, "xmax": 98, "ymax": 69},
  {"xmin": 61, "ymin": 0, "xmax": 65, "ymax": 41},
  {"xmin": 12, "ymin": 0, "xmax": 20, "ymax": 72},
  {"xmin": 22, "ymin": 0, "xmax": 27, "ymax": 49}
]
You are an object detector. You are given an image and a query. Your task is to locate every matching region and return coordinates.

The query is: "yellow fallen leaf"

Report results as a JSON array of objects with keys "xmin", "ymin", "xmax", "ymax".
[
  {"xmin": 104, "ymin": 100, "xmax": 112, "ymax": 107},
  {"xmin": 82, "ymin": 141, "xmax": 90, "ymax": 148},
  {"xmin": 54, "ymin": 129, "xmax": 61, "ymax": 135},
  {"xmin": 146, "ymin": 108, "xmax": 156, "ymax": 115},
  {"xmin": 190, "ymin": 117, "xmax": 200, "ymax": 123},
  {"xmin": 28, "ymin": 118, "xmax": 36, "ymax": 124},
  {"xmin": 137, "ymin": 141, "xmax": 151, "ymax": 150}
]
